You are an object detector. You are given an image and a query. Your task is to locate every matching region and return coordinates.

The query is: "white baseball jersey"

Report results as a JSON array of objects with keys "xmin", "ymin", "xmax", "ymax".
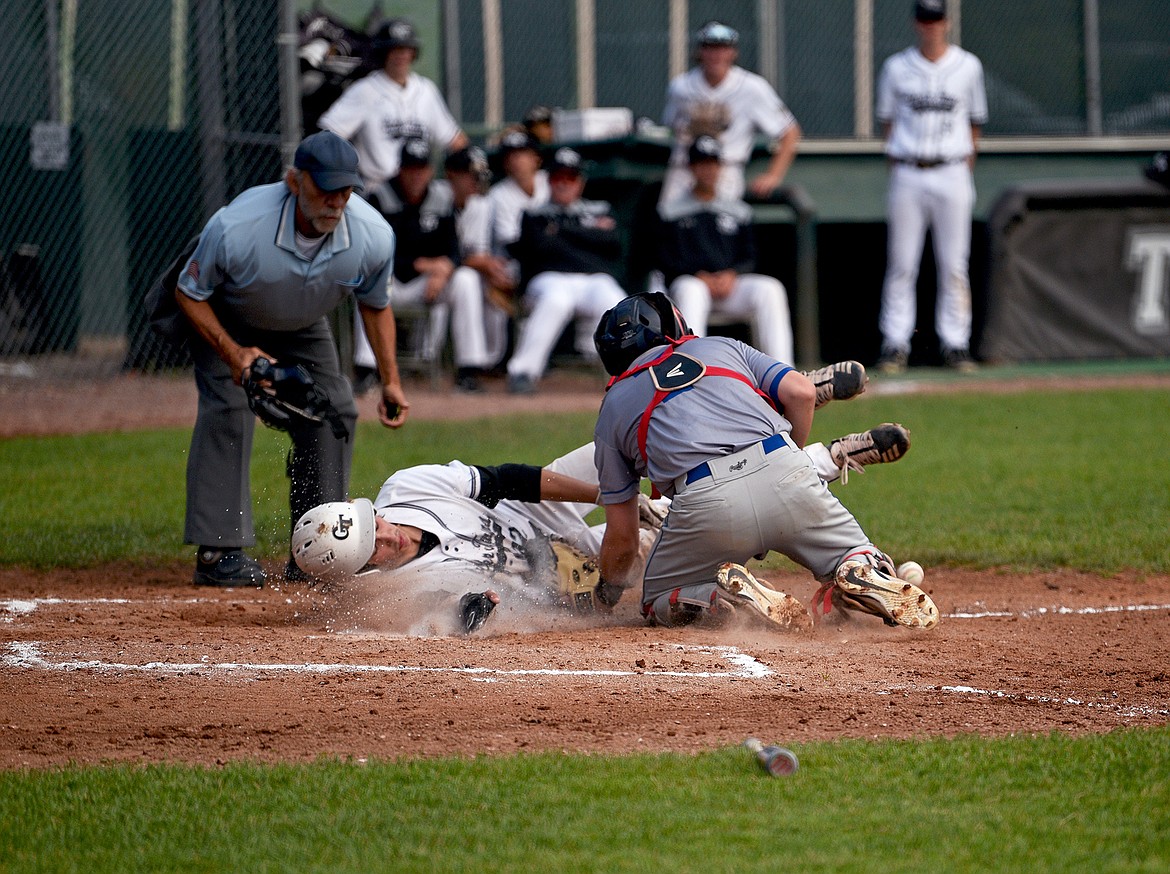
[
  {"xmin": 455, "ymin": 192, "xmax": 492, "ymax": 257},
  {"xmin": 370, "ymin": 458, "xmax": 600, "ymax": 594},
  {"xmin": 486, "ymin": 171, "xmax": 550, "ymax": 256},
  {"xmin": 318, "ymin": 70, "xmax": 462, "ymax": 188},
  {"xmin": 876, "ymin": 46, "xmax": 987, "ymax": 162},
  {"xmin": 663, "ymin": 66, "xmax": 796, "ymax": 169}
]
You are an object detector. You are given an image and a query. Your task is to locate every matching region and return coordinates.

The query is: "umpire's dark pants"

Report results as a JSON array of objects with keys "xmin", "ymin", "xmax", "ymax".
[{"xmin": 184, "ymin": 317, "xmax": 358, "ymax": 549}]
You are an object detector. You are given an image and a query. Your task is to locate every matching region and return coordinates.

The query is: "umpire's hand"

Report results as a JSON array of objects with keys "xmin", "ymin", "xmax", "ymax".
[{"xmin": 378, "ymin": 381, "xmax": 409, "ymax": 429}]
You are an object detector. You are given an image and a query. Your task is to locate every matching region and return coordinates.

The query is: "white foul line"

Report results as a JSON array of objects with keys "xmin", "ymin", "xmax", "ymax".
[{"xmin": 1, "ymin": 641, "xmax": 772, "ymax": 681}]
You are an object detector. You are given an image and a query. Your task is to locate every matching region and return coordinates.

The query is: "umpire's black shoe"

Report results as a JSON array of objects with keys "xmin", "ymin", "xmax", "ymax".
[{"xmin": 194, "ymin": 548, "xmax": 266, "ymax": 588}]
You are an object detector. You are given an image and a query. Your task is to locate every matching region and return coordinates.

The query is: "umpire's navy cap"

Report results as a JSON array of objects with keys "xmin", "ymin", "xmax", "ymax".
[
  {"xmin": 399, "ymin": 137, "xmax": 432, "ymax": 168},
  {"xmin": 294, "ymin": 131, "xmax": 364, "ymax": 192},
  {"xmin": 914, "ymin": 0, "xmax": 947, "ymax": 21},
  {"xmin": 688, "ymin": 135, "xmax": 722, "ymax": 164},
  {"xmin": 697, "ymin": 21, "xmax": 739, "ymax": 47}
]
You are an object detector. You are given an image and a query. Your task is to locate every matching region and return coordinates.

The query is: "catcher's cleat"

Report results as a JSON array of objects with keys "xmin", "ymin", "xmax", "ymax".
[
  {"xmin": 715, "ymin": 563, "xmax": 811, "ymax": 631},
  {"xmin": 829, "ymin": 423, "xmax": 910, "ymax": 484},
  {"xmin": 824, "ymin": 560, "xmax": 939, "ymax": 629},
  {"xmin": 459, "ymin": 591, "xmax": 497, "ymax": 635},
  {"xmin": 194, "ymin": 548, "xmax": 266, "ymax": 588},
  {"xmin": 802, "ymin": 360, "xmax": 868, "ymax": 409}
]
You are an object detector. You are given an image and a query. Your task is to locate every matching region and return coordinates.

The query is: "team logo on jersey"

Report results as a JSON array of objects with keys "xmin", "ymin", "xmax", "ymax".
[
  {"xmin": 186, "ymin": 260, "xmax": 199, "ymax": 281},
  {"xmin": 716, "ymin": 213, "xmax": 738, "ymax": 235},
  {"xmin": 384, "ymin": 121, "xmax": 428, "ymax": 141},
  {"xmin": 908, "ymin": 94, "xmax": 958, "ymax": 113},
  {"xmin": 419, "ymin": 212, "xmax": 439, "ymax": 233}
]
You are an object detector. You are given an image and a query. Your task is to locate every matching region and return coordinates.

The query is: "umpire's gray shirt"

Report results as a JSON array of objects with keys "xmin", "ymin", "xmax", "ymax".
[
  {"xmin": 593, "ymin": 336, "xmax": 796, "ymax": 502},
  {"xmin": 177, "ymin": 182, "xmax": 395, "ymax": 332}
]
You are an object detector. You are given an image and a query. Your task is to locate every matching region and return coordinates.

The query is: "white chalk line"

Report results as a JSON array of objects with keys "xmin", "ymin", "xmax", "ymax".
[
  {"xmin": 1, "ymin": 641, "xmax": 772, "ymax": 681},
  {"xmin": 948, "ymin": 602, "xmax": 1170, "ymax": 620},
  {"xmin": 878, "ymin": 684, "xmax": 1170, "ymax": 720}
]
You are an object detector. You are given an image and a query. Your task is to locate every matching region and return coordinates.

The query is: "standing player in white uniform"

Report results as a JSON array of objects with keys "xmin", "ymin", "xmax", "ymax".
[
  {"xmin": 876, "ymin": 0, "xmax": 988, "ymax": 373},
  {"xmin": 660, "ymin": 21, "xmax": 801, "ymax": 205},
  {"xmin": 318, "ymin": 18, "xmax": 468, "ymax": 190}
]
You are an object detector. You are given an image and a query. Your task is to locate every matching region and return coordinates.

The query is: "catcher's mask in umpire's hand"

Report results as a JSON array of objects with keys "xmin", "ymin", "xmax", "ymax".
[
  {"xmin": 593, "ymin": 291, "xmax": 690, "ymax": 376},
  {"xmin": 292, "ymin": 499, "xmax": 377, "ymax": 582}
]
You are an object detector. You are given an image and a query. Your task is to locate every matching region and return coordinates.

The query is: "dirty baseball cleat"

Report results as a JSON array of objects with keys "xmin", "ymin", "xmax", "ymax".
[
  {"xmin": 829, "ymin": 423, "xmax": 910, "ymax": 483},
  {"xmin": 877, "ymin": 347, "xmax": 908, "ymax": 375},
  {"xmin": 193, "ymin": 548, "xmax": 266, "ymax": 588},
  {"xmin": 802, "ymin": 360, "xmax": 868, "ymax": 409},
  {"xmin": 824, "ymin": 560, "xmax": 939, "ymax": 629},
  {"xmin": 715, "ymin": 563, "xmax": 811, "ymax": 630}
]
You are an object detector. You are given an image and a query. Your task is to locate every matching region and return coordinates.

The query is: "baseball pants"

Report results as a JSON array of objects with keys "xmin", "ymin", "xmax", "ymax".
[
  {"xmin": 640, "ymin": 436, "xmax": 879, "ymax": 624},
  {"xmin": 506, "ymin": 271, "xmax": 627, "ymax": 381},
  {"xmin": 880, "ymin": 162, "xmax": 975, "ymax": 353},
  {"xmin": 354, "ymin": 266, "xmax": 492, "ymax": 371},
  {"xmin": 185, "ymin": 317, "xmax": 358, "ymax": 548},
  {"xmin": 670, "ymin": 273, "xmax": 794, "ymax": 363}
]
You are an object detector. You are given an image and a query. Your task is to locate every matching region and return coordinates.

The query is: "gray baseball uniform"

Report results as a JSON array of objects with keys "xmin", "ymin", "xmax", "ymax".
[
  {"xmin": 593, "ymin": 335, "xmax": 882, "ymax": 622},
  {"xmin": 177, "ymin": 181, "xmax": 395, "ymax": 548}
]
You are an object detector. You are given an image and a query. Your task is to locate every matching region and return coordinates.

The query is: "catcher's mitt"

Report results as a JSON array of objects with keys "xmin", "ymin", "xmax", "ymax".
[
  {"xmin": 242, "ymin": 357, "xmax": 349, "ymax": 440},
  {"xmin": 550, "ymin": 540, "xmax": 609, "ymax": 614}
]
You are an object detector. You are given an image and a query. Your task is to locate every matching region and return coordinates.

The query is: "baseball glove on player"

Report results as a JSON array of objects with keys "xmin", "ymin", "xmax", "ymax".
[{"xmin": 242, "ymin": 357, "xmax": 349, "ymax": 440}]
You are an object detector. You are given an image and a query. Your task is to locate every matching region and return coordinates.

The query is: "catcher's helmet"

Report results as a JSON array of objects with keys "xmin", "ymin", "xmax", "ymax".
[
  {"xmin": 292, "ymin": 499, "xmax": 377, "ymax": 582},
  {"xmin": 593, "ymin": 292, "xmax": 690, "ymax": 376}
]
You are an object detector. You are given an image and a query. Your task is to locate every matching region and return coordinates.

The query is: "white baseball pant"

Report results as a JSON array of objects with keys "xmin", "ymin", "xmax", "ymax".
[
  {"xmin": 354, "ymin": 266, "xmax": 492, "ymax": 371},
  {"xmin": 669, "ymin": 273, "xmax": 794, "ymax": 364},
  {"xmin": 506, "ymin": 271, "xmax": 627, "ymax": 381},
  {"xmin": 880, "ymin": 162, "xmax": 975, "ymax": 353}
]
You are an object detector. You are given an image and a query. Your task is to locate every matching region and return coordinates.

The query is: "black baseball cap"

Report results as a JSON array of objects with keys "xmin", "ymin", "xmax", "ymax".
[
  {"xmin": 697, "ymin": 21, "xmax": 739, "ymax": 47},
  {"xmin": 444, "ymin": 145, "xmax": 488, "ymax": 175},
  {"xmin": 294, "ymin": 131, "xmax": 364, "ymax": 192},
  {"xmin": 914, "ymin": 0, "xmax": 947, "ymax": 22},
  {"xmin": 548, "ymin": 147, "xmax": 583, "ymax": 177},
  {"xmin": 399, "ymin": 137, "xmax": 431, "ymax": 168},
  {"xmin": 688, "ymin": 135, "xmax": 722, "ymax": 164},
  {"xmin": 498, "ymin": 129, "xmax": 540, "ymax": 155},
  {"xmin": 374, "ymin": 18, "xmax": 420, "ymax": 51},
  {"xmin": 524, "ymin": 104, "xmax": 554, "ymax": 126}
]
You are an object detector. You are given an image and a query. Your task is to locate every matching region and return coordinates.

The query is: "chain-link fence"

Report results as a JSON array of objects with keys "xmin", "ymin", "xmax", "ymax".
[{"xmin": 2, "ymin": 0, "xmax": 1167, "ymax": 376}]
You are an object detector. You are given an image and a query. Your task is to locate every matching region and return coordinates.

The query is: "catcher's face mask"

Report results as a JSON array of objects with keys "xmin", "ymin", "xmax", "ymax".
[{"xmin": 292, "ymin": 499, "xmax": 376, "ymax": 581}]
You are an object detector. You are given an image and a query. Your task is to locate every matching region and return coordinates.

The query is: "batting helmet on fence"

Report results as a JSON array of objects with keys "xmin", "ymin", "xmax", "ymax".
[
  {"xmin": 292, "ymin": 499, "xmax": 377, "ymax": 582},
  {"xmin": 593, "ymin": 292, "xmax": 690, "ymax": 376}
]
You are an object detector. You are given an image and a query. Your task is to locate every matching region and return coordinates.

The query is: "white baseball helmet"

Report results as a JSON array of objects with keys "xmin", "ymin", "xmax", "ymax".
[{"xmin": 292, "ymin": 498, "xmax": 376, "ymax": 582}]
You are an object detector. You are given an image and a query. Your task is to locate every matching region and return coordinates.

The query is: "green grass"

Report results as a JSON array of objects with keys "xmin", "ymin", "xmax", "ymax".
[
  {"xmin": 3, "ymin": 387, "xmax": 1167, "ymax": 572},
  {"xmin": 2, "ymin": 729, "xmax": 1168, "ymax": 873},
  {"xmin": 4, "ymin": 383, "xmax": 1170, "ymax": 871}
]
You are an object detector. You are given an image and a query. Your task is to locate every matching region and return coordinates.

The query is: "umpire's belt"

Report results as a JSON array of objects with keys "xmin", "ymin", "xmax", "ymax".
[{"xmin": 676, "ymin": 432, "xmax": 797, "ymax": 492}]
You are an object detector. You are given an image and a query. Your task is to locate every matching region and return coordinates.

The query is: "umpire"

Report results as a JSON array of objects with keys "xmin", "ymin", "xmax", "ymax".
[{"xmin": 175, "ymin": 130, "xmax": 406, "ymax": 587}]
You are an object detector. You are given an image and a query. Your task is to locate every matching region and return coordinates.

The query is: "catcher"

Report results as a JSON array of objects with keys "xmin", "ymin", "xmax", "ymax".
[{"xmin": 291, "ymin": 410, "xmax": 912, "ymax": 635}]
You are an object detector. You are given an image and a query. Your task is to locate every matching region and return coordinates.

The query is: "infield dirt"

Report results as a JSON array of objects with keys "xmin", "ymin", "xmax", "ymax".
[{"xmin": 2, "ymin": 369, "xmax": 1168, "ymax": 767}]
